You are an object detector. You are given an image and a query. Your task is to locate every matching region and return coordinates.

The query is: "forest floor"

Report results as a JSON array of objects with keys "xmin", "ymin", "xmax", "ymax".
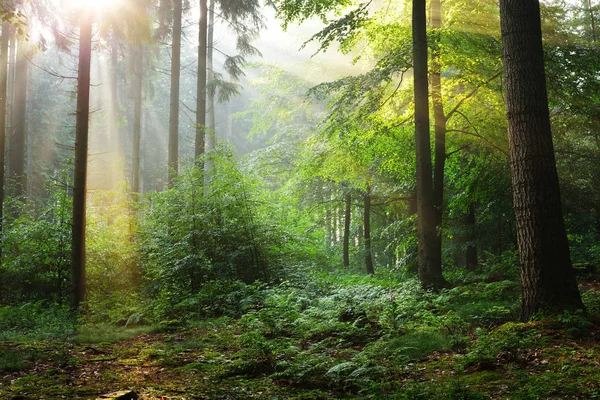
[{"xmin": 2, "ymin": 275, "xmax": 600, "ymax": 399}]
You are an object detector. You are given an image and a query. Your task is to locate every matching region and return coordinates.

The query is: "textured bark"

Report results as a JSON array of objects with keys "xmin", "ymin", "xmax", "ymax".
[
  {"xmin": 168, "ymin": 0, "xmax": 182, "ymax": 188},
  {"xmin": 0, "ymin": 24, "xmax": 10, "ymax": 264},
  {"xmin": 195, "ymin": 0, "xmax": 207, "ymax": 161},
  {"xmin": 364, "ymin": 189, "xmax": 374, "ymax": 275},
  {"xmin": 132, "ymin": 46, "xmax": 143, "ymax": 194},
  {"xmin": 500, "ymin": 0, "xmax": 583, "ymax": 320},
  {"xmin": 413, "ymin": 0, "xmax": 447, "ymax": 290},
  {"xmin": 430, "ymin": 0, "xmax": 445, "ymax": 253},
  {"xmin": 343, "ymin": 192, "xmax": 351, "ymax": 268},
  {"xmin": 71, "ymin": 14, "xmax": 92, "ymax": 312},
  {"xmin": 11, "ymin": 39, "xmax": 27, "ymax": 198},
  {"xmin": 465, "ymin": 203, "xmax": 478, "ymax": 270}
]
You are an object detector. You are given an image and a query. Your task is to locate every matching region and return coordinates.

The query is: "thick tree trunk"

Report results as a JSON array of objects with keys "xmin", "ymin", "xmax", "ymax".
[
  {"xmin": 343, "ymin": 191, "xmax": 351, "ymax": 268},
  {"xmin": 168, "ymin": 0, "xmax": 182, "ymax": 188},
  {"xmin": 11, "ymin": 39, "xmax": 27, "ymax": 198},
  {"xmin": 430, "ymin": 0, "xmax": 446, "ymax": 267},
  {"xmin": 413, "ymin": 0, "xmax": 447, "ymax": 290},
  {"xmin": 364, "ymin": 188, "xmax": 374, "ymax": 275},
  {"xmin": 71, "ymin": 13, "xmax": 93, "ymax": 312},
  {"xmin": 132, "ymin": 46, "xmax": 143, "ymax": 194},
  {"xmin": 465, "ymin": 203, "xmax": 478, "ymax": 270},
  {"xmin": 0, "ymin": 24, "xmax": 10, "ymax": 264},
  {"xmin": 195, "ymin": 0, "xmax": 207, "ymax": 161},
  {"xmin": 500, "ymin": 0, "xmax": 583, "ymax": 320}
]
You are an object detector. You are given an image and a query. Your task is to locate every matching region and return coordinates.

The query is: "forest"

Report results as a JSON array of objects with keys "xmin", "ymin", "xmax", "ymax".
[{"xmin": 1, "ymin": 0, "xmax": 600, "ymax": 398}]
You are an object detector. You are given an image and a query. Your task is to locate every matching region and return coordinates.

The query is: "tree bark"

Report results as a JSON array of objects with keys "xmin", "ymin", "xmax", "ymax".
[
  {"xmin": 0, "ymin": 24, "xmax": 10, "ymax": 264},
  {"xmin": 168, "ymin": 0, "xmax": 182, "ymax": 188},
  {"xmin": 343, "ymin": 191, "xmax": 351, "ymax": 268},
  {"xmin": 413, "ymin": 0, "xmax": 447, "ymax": 290},
  {"xmin": 500, "ymin": 0, "xmax": 583, "ymax": 320},
  {"xmin": 430, "ymin": 0, "xmax": 446, "ymax": 269},
  {"xmin": 195, "ymin": 0, "xmax": 207, "ymax": 161},
  {"xmin": 132, "ymin": 46, "xmax": 143, "ymax": 194},
  {"xmin": 71, "ymin": 12, "xmax": 93, "ymax": 312},
  {"xmin": 364, "ymin": 188, "xmax": 374, "ymax": 275},
  {"xmin": 11, "ymin": 38, "xmax": 27, "ymax": 198}
]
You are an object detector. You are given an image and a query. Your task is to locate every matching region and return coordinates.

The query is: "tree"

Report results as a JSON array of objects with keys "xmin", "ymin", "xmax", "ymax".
[
  {"xmin": 343, "ymin": 189, "xmax": 351, "ymax": 268},
  {"xmin": 363, "ymin": 186, "xmax": 374, "ymax": 275},
  {"xmin": 413, "ymin": 0, "xmax": 447, "ymax": 290},
  {"xmin": 71, "ymin": 9, "xmax": 93, "ymax": 311},
  {"xmin": 168, "ymin": 0, "xmax": 182, "ymax": 188},
  {"xmin": 0, "ymin": 23, "xmax": 10, "ymax": 262},
  {"xmin": 195, "ymin": 0, "xmax": 207, "ymax": 161},
  {"xmin": 499, "ymin": 0, "xmax": 583, "ymax": 320},
  {"xmin": 132, "ymin": 44, "xmax": 143, "ymax": 193},
  {"xmin": 10, "ymin": 38, "xmax": 27, "ymax": 198}
]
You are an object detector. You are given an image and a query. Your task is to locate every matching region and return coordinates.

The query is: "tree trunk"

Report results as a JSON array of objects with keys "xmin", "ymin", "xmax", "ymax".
[
  {"xmin": 364, "ymin": 188, "xmax": 374, "ymax": 275},
  {"xmin": 343, "ymin": 191, "xmax": 351, "ymax": 268},
  {"xmin": 168, "ymin": 0, "xmax": 182, "ymax": 188},
  {"xmin": 71, "ymin": 13, "xmax": 93, "ymax": 312},
  {"xmin": 430, "ymin": 0, "xmax": 446, "ymax": 271},
  {"xmin": 6, "ymin": 34, "xmax": 15, "ymax": 168},
  {"xmin": 413, "ymin": 0, "xmax": 447, "ymax": 290},
  {"xmin": 500, "ymin": 0, "xmax": 583, "ymax": 320},
  {"xmin": 588, "ymin": 0, "xmax": 597, "ymax": 42},
  {"xmin": 0, "ymin": 24, "xmax": 10, "ymax": 264},
  {"xmin": 204, "ymin": 0, "xmax": 215, "ymax": 187},
  {"xmin": 108, "ymin": 35, "xmax": 118, "ymax": 190},
  {"xmin": 465, "ymin": 203, "xmax": 478, "ymax": 270},
  {"xmin": 11, "ymin": 38, "xmax": 27, "ymax": 198},
  {"xmin": 132, "ymin": 46, "xmax": 143, "ymax": 194},
  {"xmin": 195, "ymin": 0, "xmax": 207, "ymax": 161}
]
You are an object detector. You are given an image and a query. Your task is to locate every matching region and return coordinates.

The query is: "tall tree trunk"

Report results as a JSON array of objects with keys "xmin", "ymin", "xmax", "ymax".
[
  {"xmin": 11, "ymin": 38, "xmax": 27, "ymax": 198},
  {"xmin": 132, "ymin": 46, "xmax": 143, "ymax": 194},
  {"xmin": 343, "ymin": 191, "xmax": 351, "ymax": 268},
  {"xmin": 0, "ymin": 24, "xmax": 10, "ymax": 265},
  {"xmin": 413, "ymin": 0, "xmax": 447, "ymax": 290},
  {"xmin": 71, "ymin": 12, "xmax": 93, "ymax": 312},
  {"xmin": 364, "ymin": 188, "xmax": 374, "ymax": 275},
  {"xmin": 465, "ymin": 202, "xmax": 478, "ymax": 270},
  {"xmin": 207, "ymin": 0, "xmax": 215, "ymax": 138},
  {"xmin": 195, "ymin": 0, "xmax": 207, "ymax": 161},
  {"xmin": 500, "ymin": 0, "xmax": 583, "ymax": 320},
  {"xmin": 168, "ymin": 0, "xmax": 182, "ymax": 188},
  {"xmin": 204, "ymin": 0, "xmax": 215, "ymax": 187},
  {"xmin": 108, "ymin": 35, "xmax": 118, "ymax": 190},
  {"xmin": 430, "ymin": 0, "xmax": 446, "ymax": 267},
  {"xmin": 6, "ymin": 34, "xmax": 15, "ymax": 170}
]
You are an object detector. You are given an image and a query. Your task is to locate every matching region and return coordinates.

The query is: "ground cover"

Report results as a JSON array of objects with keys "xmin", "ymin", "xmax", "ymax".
[{"xmin": 2, "ymin": 273, "xmax": 600, "ymax": 399}]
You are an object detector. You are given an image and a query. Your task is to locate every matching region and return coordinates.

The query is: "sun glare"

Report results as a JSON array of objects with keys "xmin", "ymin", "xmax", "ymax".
[{"xmin": 67, "ymin": 0, "xmax": 120, "ymax": 12}]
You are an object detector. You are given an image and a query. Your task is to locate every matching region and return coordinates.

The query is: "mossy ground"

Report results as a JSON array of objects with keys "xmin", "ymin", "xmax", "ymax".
[{"xmin": 2, "ymin": 319, "xmax": 600, "ymax": 399}]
